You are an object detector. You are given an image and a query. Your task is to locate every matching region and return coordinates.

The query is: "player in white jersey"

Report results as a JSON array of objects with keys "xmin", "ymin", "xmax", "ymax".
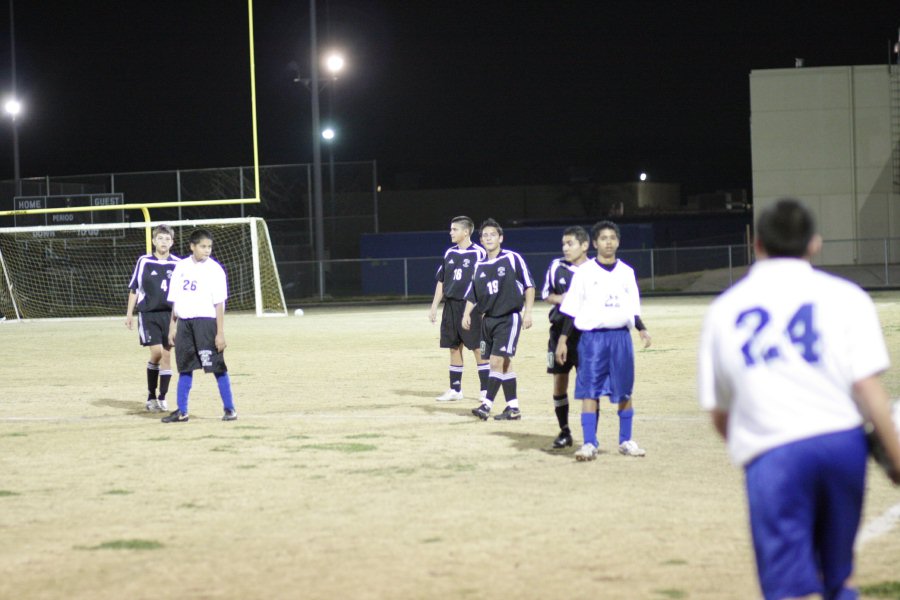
[
  {"xmin": 698, "ymin": 199, "xmax": 900, "ymax": 600},
  {"xmin": 125, "ymin": 224, "xmax": 179, "ymax": 412},
  {"xmin": 429, "ymin": 216, "xmax": 490, "ymax": 402},
  {"xmin": 161, "ymin": 228, "xmax": 237, "ymax": 423},
  {"xmin": 556, "ymin": 221, "xmax": 651, "ymax": 461}
]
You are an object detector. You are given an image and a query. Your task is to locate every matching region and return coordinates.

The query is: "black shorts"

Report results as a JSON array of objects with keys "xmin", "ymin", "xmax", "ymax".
[
  {"xmin": 440, "ymin": 298, "xmax": 482, "ymax": 351},
  {"xmin": 480, "ymin": 312, "xmax": 522, "ymax": 358},
  {"xmin": 138, "ymin": 310, "xmax": 172, "ymax": 349},
  {"xmin": 174, "ymin": 318, "xmax": 228, "ymax": 375},
  {"xmin": 547, "ymin": 325, "xmax": 580, "ymax": 374}
]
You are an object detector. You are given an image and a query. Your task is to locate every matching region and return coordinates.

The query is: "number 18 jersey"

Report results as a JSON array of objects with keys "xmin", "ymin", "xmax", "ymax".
[
  {"xmin": 698, "ymin": 258, "xmax": 889, "ymax": 466},
  {"xmin": 435, "ymin": 243, "xmax": 486, "ymax": 300}
]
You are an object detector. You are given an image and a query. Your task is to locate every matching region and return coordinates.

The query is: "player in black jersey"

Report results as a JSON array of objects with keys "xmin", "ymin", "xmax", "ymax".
[
  {"xmin": 462, "ymin": 218, "xmax": 535, "ymax": 420},
  {"xmin": 542, "ymin": 226, "xmax": 590, "ymax": 448},
  {"xmin": 429, "ymin": 216, "xmax": 489, "ymax": 402},
  {"xmin": 125, "ymin": 224, "xmax": 180, "ymax": 412}
]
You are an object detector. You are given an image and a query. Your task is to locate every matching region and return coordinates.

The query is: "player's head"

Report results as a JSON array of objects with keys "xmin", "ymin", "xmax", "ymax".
[
  {"xmin": 591, "ymin": 220, "xmax": 620, "ymax": 261},
  {"xmin": 562, "ymin": 226, "xmax": 589, "ymax": 263},
  {"xmin": 479, "ymin": 218, "xmax": 503, "ymax": 252},
  {"xmin": 189, "ymin": 228, "xmax": 214, "ymax": 261},
  {"xmin": 151, "ymin": 224, "xmax": 174, "ymax": 254},
  {"xmin": 449, "ymin": 216, "xmax": 474, "ymax": 244},
  {"xmin": 755, "ymin": 198, "xmax": 821, "ymax": 259}
]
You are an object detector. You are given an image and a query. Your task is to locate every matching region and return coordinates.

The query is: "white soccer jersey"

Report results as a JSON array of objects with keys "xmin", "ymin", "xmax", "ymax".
[
  {"xmin": 167, "ymin": 256, "xmax": 228, "ymax": 319},
  {"xmin": 698, "ymin": 259, "xmax": 889, "ymax": 466},
  {"xmin": 558, "ymin": 259, "xmax": 640, "ymax": 331}
]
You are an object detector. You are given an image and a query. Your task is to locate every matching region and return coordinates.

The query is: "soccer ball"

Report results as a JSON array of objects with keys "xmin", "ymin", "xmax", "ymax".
[{"xmin": 293, "ymin": 308, "xmax": 305, "ymax": 317}]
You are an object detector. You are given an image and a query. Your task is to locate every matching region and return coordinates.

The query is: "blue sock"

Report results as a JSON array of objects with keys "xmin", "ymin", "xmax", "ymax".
[
  {"xmin": 581, "ymin": 412, "xmax": 598, "ymax": 447},
  {"xmin": 216, "ymin": 372, "xmax": 234, "ymax": 411},
  {"xmin": 618, "ymin": 407, "xmax": 634, "ymax": 444},
  {"xmin": 177, "ymin": 373, "xmax": 193, "ymax": 415}
]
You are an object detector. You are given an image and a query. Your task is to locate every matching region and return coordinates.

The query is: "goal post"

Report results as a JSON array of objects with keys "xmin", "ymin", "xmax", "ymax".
[{"xmin": 0, "ymin": 217, "xmax": 286, "ymax": 319}]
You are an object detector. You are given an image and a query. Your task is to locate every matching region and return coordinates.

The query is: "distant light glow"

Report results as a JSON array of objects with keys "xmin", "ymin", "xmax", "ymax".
[
  {"xmin": 322, "ymin": 127, "xmax": 336, "ymax": 141},
  {"xmin": 325, "ymin": 53, "xmax": 345, "ymax": 74},
  {"xmin": 4, "ymin": 98, "xmax": 22, "ymax": 117},
  {"xmin": 639, "ymin": 172, "xmax": 648, "ymax": 181}
]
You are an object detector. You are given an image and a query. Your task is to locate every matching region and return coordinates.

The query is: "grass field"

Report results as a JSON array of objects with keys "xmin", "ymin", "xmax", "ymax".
[{"xmin": 1, "ymin": 296, "xmax": 899, "ymax": 599}]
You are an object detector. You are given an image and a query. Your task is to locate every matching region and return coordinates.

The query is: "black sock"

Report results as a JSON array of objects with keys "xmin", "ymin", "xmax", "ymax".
[
  {"xmin": 501, "ymin": 373, "xmax": 517, "ymax": 405},
  {"xmin": 553, "ymin": 394, "xmax": 569, "ymax": 430},
  {"xmin": 477, "ymin": 363, "xmax": 489, "ymax": 393},
  {"xmin": 147, "ymin": 362, "xmax": 160, "ymax": 399},
  {"xmin": 449, "ymin": 366, "xmax": 463, "ymax": 391},
  {"xmin": 159, "ymin": 370, "xmax": 172, "ymax": 400},
  {"xmin": 485, "ymin": 373, "xmax": 503, "ymax": 406}
]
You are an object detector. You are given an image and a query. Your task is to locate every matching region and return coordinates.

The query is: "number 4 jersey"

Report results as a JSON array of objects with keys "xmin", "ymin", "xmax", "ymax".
[
  {"xmin": 128, "ymin": 254, "xmax": 181, "ymax": 312},
  {"xmin": 167, "ymin": 256, "xmax": 229, "ymax": 319},
  {"xmin": 698, "ymin": 258, "xmax": 890, "ymax": 466}
]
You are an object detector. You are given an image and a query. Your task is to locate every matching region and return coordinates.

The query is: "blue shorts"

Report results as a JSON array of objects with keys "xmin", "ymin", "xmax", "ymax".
[
  {"xmin": 745, "ymin": 428, "xmax": 867, "ymax": 600},
  {"xmin": 573, "ymin": 328, "xmax": 633, "ymax": 402}
]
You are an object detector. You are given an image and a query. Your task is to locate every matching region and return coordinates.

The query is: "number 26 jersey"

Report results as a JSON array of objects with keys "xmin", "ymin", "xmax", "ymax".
[{"xmin": 167, "ymin": 256, "xmax": 229, "ymax": 319}]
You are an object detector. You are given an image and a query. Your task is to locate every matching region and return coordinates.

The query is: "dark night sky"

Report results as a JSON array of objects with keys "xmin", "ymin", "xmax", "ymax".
[{"xmin": 1, "ymin": 1, "xmax": 898, "ymax": 194}]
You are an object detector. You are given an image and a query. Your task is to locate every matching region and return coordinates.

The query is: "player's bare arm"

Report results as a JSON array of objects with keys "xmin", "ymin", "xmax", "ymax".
[
  {"xmin": 125, "ymin": 290, "xmax": 137, "ymax": 330},
  {"xmin": 639, "ymin": 329, "xmax": 652, "ymax": 348},
  {"xmin": 215, "ymin": 302, "xmax": 227, "ymax": 352},
  {"xmin": 521, "ymin": 287, "xmax": 535, "ymax": 329},
  {"xmin": 852, "ymin": 374, "xmax": 900, "ymax": 484},
  {"xmin": 544, "ymin": 292, "xmax": 564, "ymax": 305},
  {"xmin": 429, "ymin": 281, "xmax": 443, "ymax": 323},
  {"xmin": 555, "ymin": 334, "xmax": 568, "ymax": 365},
  {"xmin": 461, "ymin": 300, "xmax": 475, "ymax": 331},
  {"xmin": 710, "ymin": 409, "xmax": 728, "ymax": 439},
  {"xmin": 168, "ymin": 314, "xmax": 177, "ymax": 347}
]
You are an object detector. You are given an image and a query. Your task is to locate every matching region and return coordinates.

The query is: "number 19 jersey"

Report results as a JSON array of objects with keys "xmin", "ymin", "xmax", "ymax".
[
  {"xmin": 698, "ymin": 258, "xmax": 889, "ymax": 466},
  {"xmin": 465, "ymin": 249, "xmax": 534, "ymax": 317}
]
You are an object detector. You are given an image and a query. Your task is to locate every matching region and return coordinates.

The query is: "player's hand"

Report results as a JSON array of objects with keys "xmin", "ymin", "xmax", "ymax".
[
  {"xmin": 555, "ymin": 342, "xmax": 568, "ymax": 366},
  {"xmin": 522, "ymin": 312, "xmax": 533, "ymax": 330},
  {"xmin": 215, "ymin": 333, "xmax": 227, "ymax": 352},
  {"xmin": 168, "ymin": 331, "xmax": 176, "ymax": 347},
  {"xmin": 639, "ymin": 330, "xmax": 652, "ymax": 348},
  {"xmin": 461, "ymin": 314, "xmax": 471, "ymax": 331},
  {"xmin": 125, "ymin": 315, "xmax": 133, "ymax": 330},
  {"xmin": 428, "ymin": 307, "xmax": 437, "ymax": 323}
]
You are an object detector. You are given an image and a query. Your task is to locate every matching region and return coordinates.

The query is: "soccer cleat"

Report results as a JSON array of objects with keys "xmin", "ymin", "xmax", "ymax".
[
  {"xmin": 574, "ymin": 443, "xmax": 598, "ymax": 461},
  {"xmin": 145, "ymin": 399, "xmax": 155, "ymax": 412},
  {"xmin": 493, "ymin": 406, "xmax": 521, "ymax": 420},
  {"xmin": 436, "ymin": 389, "xmax": 465, "ymax": 402},
  {"xmin": 161, "ymin": 410, "xmax": 189, "ymax": 423},
  {"xmin": 155, "ymin": 398, "xmax": 169, "ymax": 412},
  {"xmin": 552, "ymin": 429, "xmax": 574, "ymax": 448},
  {"xmin": 618, "ymin": 440, "xmax": 646, "ymax": 457},
  {"xmin": 471, "ymin": 404, "xmax": 491, "ymax": 420},
  {"xmin": 222, "ymin": 409, "xmax": 238, "ymax": 421}
]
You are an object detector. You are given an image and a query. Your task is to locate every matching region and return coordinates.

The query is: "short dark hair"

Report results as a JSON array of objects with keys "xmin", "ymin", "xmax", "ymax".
[
  {"xmin": 451, "ymin": 215, "xmax": 474, "ymax": 234},
  {"xmin": 563, "ymin": 225, "xmax": 589, "ymax": 245},
  {"xmin": 591, "ymin": 220, "xmax": 620, "ymax": 241},
  {"xmin": 152, "ymin": 224, "xmax": 174, "ymax": 239},
  {"xmin": 189, "ymin": 228, "xmax": 213, "ymax": 245},
  {"xmin": 480, "ymin": 218, "xmax": 503, "ymax": 237},
  {"xmin": 755, "ymin": 198, "xmax": 815, "ymax": 258}
]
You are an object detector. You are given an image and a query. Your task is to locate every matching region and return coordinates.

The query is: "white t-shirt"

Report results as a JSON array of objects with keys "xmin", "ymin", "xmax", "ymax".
[
  {"xmin": 698, "ymin": 258, "xmax": 889, "ymax": 466},
  {"xmin": 559, "ymin": 259, "xmax": 640, "ymax": 331},
  {"xmin": 167, "ymin": 256, "xmax": 228, "ymax": 319}
]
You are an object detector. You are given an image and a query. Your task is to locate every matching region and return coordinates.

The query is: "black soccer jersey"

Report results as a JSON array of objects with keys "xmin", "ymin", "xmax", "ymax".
[
  {"xmin": 542, "ymin": 258, "xmax": 579, "ymax": 325},
  {"xmin": 435, "ymin": 243, "xmax": 486, "ymax": 300},
  {"xmin": 128, "ymin": 254, "xmax": 180, "ymax": 312},
  {"xmin": 465, "ymin": 249, "xmax": 534, "ymax": 317}
]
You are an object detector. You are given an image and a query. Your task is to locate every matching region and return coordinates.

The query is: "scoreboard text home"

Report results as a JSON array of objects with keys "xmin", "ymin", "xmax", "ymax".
[{"xmin": 13, "ymin": 193, "xmax": 125, "ymax": 239}]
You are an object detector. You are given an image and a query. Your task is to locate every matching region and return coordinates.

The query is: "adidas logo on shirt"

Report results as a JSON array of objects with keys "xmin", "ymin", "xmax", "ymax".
[{"xmin": 150, "ymin": 270, "xmax": 158, "ymax": 276}]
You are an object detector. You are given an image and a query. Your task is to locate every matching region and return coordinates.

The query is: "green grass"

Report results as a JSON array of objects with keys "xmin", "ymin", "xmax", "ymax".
[
  {"xmin": 300, "ymin": 443, "xmax": 377, "ymax": 453},
  {"xmin": 103, "ymin": 489, "xmax": 132, "ymax": 495},
  {"xmin": 345, "ymin": 433, "xmax": 384, "ymax": 439},
  {"xmin": 653, "ymin": 590, "xmax": 687, "ymax": 599},
  {"xmin": 660, "ymin": 559, "xmax": 688, "ymax": 566},
  {"xmin": 860, "ymin": 581, "xmax": 900, "ymax": 599},
  {"xmin": 77, "ymin": 539, "xmax": 164, "ymax": 551},
  {"xmin": 0, "ymin": 490, "xmax": 20, "ymax": 497}
]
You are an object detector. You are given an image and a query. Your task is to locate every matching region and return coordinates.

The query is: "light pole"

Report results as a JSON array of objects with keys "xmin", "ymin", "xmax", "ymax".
[
  {"xmin": 7, "ymin": 0, "xmax": 21, "ymax": 197},
  {"xmin": 323, "ymin": 52, "xmax": 343, "ymax": 241},
  {"xmin": 308, "ymin": 0, "xmax": 325, "ymax": 298}
]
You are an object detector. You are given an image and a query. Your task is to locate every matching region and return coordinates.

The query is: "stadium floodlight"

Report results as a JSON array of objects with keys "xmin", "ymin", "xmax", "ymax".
[
  {"xmin": 322, "ymin": 127, "xmax": 335, "ymax": 141},
  {"xmin": 639, "ymin": 172, "xmax": 648, "ymax": 181},
  {"xmin": 4, "ymin": 98, "xmax": 21, "ymax": 117},
  {"xmin": 325, "ymin": 52, "xmax": 345, "ymax": 75}
]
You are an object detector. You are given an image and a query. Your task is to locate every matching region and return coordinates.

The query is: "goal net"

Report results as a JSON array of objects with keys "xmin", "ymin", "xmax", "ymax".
[{"xmin": 0, "ymin": 217, "xmax": 286, "ymax": 319}]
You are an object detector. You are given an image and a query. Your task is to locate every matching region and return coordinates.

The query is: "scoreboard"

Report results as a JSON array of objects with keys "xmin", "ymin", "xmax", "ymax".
[{"xmin": 13, "ymin": 193, "xmax": 125, "ymax": 238}]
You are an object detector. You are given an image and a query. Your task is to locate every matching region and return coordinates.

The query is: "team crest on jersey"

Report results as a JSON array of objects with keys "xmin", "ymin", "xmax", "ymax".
[
  {"xmin": 498, "ymin": 266, "xmax": 506, "ymax": 277},
  {"xmin": 463, "ymin": 259, "xmax": 470, "ymax": 267}
]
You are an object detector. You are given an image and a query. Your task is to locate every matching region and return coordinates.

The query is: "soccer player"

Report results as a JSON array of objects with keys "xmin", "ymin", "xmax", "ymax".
[
  {"xmin": 161, "ymin": 228, "xmax": 237, "ymax": 423},
  {"xmin": 125, "ymin": 224, "xmax": 180, "ymax": 412},
  {"xmin": 556, "ymin": 220, "xmax": 652, "ymax": 461},
  {"xmin": 429, "ymin": 216, "xmax": 489, "ymax": 402},
  {"xmin": 542, "ymin": 225, "xmax": 590, "ymax": 448},
  {"xmin": 698, "ymin": 198, "xmax": 900, "ymax": 600},
  {"xmin": 462, "ymin": 218, "xmax": 535, "ymax": 420}
]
